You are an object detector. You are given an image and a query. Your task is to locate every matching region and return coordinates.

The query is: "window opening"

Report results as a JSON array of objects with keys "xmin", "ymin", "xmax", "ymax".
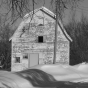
[
  {"xmin": 38, "ymin": 36, "xmax": 43, "ymax": 43},
  {"xmin": 23, "ymin": 53, "xmax": 28, "ymax": 59},
  {"xmin": 15, "ymin": 57, "xmax": 20, "ymax": 63}
]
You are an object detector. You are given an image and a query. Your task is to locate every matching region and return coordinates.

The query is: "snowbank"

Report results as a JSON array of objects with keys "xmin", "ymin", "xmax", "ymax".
[
  {"xmin": 1, "ymin": 63, "xmax": 88, "ymax": 88},
  {"xmin": 30, "ymin": 63, "xmax": 88, "ymax": 82}
]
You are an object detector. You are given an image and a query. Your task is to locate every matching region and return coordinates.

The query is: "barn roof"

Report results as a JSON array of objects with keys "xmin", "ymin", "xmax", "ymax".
[{"xmin": 9, "ymin": 6, "xmax": 72, "ymax": 42}]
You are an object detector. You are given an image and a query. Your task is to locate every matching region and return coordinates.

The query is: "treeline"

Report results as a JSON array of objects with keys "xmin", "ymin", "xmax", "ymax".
[
  {"xmin": 0, "ymin": 24, "xmax": 14, "ymax": 70},
  {"xmin": 65, "ymin": 15, "xmax": 88, "ymax": 65}
]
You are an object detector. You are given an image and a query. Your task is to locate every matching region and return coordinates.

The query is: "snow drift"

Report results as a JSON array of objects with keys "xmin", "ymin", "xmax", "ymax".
[{"xmin": 1, "ymin": 63, "xmax": 88, "ymax": 88}]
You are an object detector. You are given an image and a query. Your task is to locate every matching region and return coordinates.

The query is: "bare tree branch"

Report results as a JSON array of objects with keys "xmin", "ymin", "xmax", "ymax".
[
  {"xmin": 43, "ymin": 0, "xmax": 45, "ymax": 6},
  {"xmin": 0, "ymin": 0, "xmax": 83, "ymax": 25},
  {"xmin": 50, "ymin": 0, "xmax": 83, "ymax": 20}
]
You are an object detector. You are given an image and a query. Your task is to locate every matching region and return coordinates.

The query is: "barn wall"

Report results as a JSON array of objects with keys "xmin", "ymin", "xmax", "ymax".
[{"xmin": 11, "ymin": 10, "xmax": 70, "ymax": 71}]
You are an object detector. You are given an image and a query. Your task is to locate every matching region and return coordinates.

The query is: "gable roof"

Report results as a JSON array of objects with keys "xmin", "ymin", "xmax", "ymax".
[{"xmin": 9, "ymin": 6, "xmax": 72, "ymax": 42}]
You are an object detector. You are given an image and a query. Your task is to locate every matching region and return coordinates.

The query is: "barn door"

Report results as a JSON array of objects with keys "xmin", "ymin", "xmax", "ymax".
[{"xmin": 28, "ymin": 53, "xmax": 39, "ymax": 67}]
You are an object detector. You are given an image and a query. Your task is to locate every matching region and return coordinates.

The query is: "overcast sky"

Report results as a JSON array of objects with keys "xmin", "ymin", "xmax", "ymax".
[
  {"xmin": 34, "ymin": 0, "xmax": 88, "ymax": 24},
  {"xmin": 0, "ymin": 0, "xmax": 88, "ymax": 27},
  {"xmin": 19, "ymin": 0, "xmax": 88, "ymax": 25}
]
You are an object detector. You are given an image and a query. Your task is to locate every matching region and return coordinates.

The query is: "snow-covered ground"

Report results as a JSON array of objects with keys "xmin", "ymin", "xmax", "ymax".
[
  {"xmin": 1, "ymin": 63, "xmax": 88, "ymax": 88},
  {"xmin": 30, "ymin": 63, "xmax": 88, "ymax": 82}
]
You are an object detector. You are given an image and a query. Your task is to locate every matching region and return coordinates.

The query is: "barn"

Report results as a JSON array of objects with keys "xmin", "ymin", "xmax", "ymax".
[{"xmin": 10, "ymin": 6, "xmax": 72, "ymax": 71}]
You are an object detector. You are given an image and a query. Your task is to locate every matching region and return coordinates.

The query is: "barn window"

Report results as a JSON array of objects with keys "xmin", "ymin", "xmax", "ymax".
[
  {"xmin": 23, "ymin": 53, "xmax": 28, "ymax": 59},
  {"xmin": 38, "ymin": 36, "xmax": 43, "ymax": 43},
  {"xmin": 15, "ymin": 57, "xmax": 20, "ymax": 63}
]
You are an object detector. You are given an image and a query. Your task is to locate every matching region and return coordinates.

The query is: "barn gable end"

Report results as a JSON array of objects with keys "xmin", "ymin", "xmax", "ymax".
[{"xmin": 10, "ymin": 6, "xmax": 72, "ymax": 72}]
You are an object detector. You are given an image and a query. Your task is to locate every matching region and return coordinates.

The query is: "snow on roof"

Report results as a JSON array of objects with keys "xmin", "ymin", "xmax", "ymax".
[{"xmin": 23, "ymin": 6, "xmax": 55, "ymax": 19}]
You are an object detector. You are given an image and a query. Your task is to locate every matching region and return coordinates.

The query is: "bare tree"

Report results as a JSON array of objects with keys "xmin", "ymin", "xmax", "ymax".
[
  {"xmin": 65, "ymin": 13, "xmax": 88, "ymax": 65},
  {"xmin": 50, "ymin": 0, "xmax": 83, "ymax": 21},
  {"xmin": 0, "ymin": 0, "xmax": 38, "ymax": 25},
  {"xmin": 0, "ymin": 22, "xmax": 15, "ymax": 70},
  {"xmin": 0, "ymin": 0, "xmax": 83, "ymax": 25}
]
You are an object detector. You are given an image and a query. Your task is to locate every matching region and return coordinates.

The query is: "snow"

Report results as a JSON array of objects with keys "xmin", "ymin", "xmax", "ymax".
[
  {"xmin": 1, "ymin": 63, "xmax": 88, "ymax": 88},
  {"xmin": 30, "ymin": 63, "xmax": 88, "ymax": 82}
]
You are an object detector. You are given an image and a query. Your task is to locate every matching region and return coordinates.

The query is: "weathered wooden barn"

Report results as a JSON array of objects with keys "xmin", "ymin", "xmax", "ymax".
[{"xmin": 10, "ymin": 6, "xmax": 72, "ymax": 71}]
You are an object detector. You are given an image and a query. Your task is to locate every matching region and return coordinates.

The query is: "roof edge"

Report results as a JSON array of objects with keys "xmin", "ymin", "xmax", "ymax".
[{"xmin": 9, "ymin": 6, "xmax": 72, "ymax": 42}]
